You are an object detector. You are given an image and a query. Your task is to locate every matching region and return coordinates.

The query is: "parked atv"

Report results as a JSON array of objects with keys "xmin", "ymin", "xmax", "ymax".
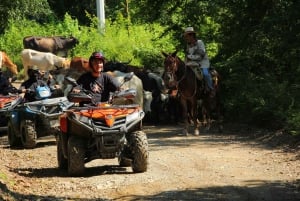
[
  {"xmin": 7, "ymin": 82, "xmax": 74, "ymax": 148},
  {"xmin": 57, "ymin": 74, "xmax": 149, "ymax": 176},
  {"xmin": 0, "ymin": 73, "xmax": 23, "ymax": 132},
  {"xmin": 0, "ymin": 87, "xmax": 23, "ymax": 132}
]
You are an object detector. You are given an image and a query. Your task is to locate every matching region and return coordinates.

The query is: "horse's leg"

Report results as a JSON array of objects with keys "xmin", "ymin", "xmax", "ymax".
[
  {"xmin": 204, "ymin": 101, "xmax": 212, "ymax": 132},
  {"xmin": 180, "ymin": 98, "xmax": 189, "ymax": 136},
  {"xmin": 202, "ymin": 105, "xmax": 208, "ymax": 127},
  {"xmin": 216, "ymin": 96, "xmax": 224, "ymax": 133},
  {"xmin": 206, "ymin": 110, "xmax": 212, "ymax": 131},
  {"xmin": 193, "ymin": 99, "xmax": 200, "ymax": 136}
]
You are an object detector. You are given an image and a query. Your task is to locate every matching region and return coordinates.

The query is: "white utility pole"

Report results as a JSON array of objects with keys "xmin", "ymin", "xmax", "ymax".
[{"xmin": 96, "ymin": 0, "xmax": 105, "ymax": 31}]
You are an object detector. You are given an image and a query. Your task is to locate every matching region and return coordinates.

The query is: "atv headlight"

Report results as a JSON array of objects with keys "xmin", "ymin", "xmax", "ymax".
[{"xmin": 126, "ymin": 112, "xmax": 139, "ymax": 123}]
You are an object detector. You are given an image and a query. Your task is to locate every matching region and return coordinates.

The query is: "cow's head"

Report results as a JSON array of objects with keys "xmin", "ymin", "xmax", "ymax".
[{"xmin": 69, "ymin": 36, "xmax": 79, "ymax": 46}]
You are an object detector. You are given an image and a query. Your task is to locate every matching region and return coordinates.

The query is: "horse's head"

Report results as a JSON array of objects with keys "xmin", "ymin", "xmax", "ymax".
[{"xmin": 162, "ymin": 51, "xmax": 180, "ymax": 89}]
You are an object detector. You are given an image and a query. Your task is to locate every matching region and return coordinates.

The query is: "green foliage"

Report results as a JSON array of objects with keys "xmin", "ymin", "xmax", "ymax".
[
  {"xmin": 69, "ymin": 14, "xmax": 175, "ymax": 69},
  {"xmin": 0, "ymin": 13, "xmax": 175, "ymax": 76},
  {"xmin": 0, "ymin": 0, "xmax": 53, "ymax": 33},
  {"xmin": 287, "ymin": 111, "xmax": 300, "ymax": 136},
  {"xmin": 0, "ymin": 13, "xmax": 82, "ymax": 77},
  {"xmin": 0, "ymin": 0, "xmax": 299, "ymax": 134},
  {"xmin": 212, "ymin": 0, "xmax": 300, "ymax": 132}
]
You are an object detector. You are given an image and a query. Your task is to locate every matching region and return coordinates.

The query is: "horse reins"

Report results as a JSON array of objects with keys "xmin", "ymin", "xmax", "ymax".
[{"xmin": 167, "ymin": 56, "xmax": 198, "ymax": 99}]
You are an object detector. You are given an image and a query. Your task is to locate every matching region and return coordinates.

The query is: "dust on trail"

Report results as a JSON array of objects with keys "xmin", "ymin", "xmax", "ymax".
[{"xmin": 0, "ymin": 123, "xmax": 299, "ymax": 201}]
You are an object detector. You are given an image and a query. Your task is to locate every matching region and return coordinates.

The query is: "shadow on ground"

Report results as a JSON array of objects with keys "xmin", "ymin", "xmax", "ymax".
[{"xmin": 1, "ymin": 179, "xmax": 299, "ymax": 201}]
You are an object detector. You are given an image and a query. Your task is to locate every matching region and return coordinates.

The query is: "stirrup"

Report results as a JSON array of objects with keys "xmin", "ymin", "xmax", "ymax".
[{"xmin": 194, "ymin": 70, "xmax": 202, "ymax": 80}]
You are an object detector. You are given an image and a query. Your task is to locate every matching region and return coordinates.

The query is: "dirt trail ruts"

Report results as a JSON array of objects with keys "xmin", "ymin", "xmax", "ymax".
[{"xmin": 0, "ymin": 123, "xmax": 299, "ymax": 201}]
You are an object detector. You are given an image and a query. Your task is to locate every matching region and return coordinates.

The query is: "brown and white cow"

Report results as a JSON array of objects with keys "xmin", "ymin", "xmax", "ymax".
[{"xmin": 21, "ymin": 49, "xmax": 70, "ymax": 79}]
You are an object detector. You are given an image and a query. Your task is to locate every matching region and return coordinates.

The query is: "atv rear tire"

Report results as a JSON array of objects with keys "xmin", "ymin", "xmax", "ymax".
[
  {"xmin": 7, "ymin": 120, "xmax": 22, "ymax": 147},
  {"xmin": 21, "ymin": 120, "xmax": 37, "ymax": 149},
  {"xmin": 57, "ymin": 134, "xmax": 68, "ymax": 170},
  {"xmin": 68, "ymin": 136, "xmax": 85, "ymax": 176},
  {"xmin": 129, "ymin": 131, "xmax": 149, "ymax": 173}
]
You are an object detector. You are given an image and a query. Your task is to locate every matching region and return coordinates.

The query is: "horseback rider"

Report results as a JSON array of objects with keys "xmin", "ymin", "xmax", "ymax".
[{"xmin": 183, "ymin": 26, "xmax": 215, "ymax": 97}]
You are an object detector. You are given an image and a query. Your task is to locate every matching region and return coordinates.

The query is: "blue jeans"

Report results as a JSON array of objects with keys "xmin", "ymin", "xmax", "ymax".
[{"xmin": 202, "ymin": 68, "xmax": 213, "ymax": 90}]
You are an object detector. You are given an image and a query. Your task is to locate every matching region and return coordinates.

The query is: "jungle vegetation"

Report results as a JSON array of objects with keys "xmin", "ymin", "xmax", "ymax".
[{"xmin": 0, "ymin": 0, "xmax": 299, "ymax": 134}]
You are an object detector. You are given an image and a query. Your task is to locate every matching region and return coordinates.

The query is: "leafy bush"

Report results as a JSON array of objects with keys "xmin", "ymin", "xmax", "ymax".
[{"xmin": 0, "ymin": 14, "xmax": 175, "ymax": 78}]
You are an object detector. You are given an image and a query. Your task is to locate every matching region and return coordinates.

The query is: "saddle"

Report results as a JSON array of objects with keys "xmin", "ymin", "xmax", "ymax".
[
  {"xmin": 187, "ymin": 64, "xmax": 203, "ymax": 80},
  {"xmin": 192, "ymin": 66, "xmax": 219, "ymax": 98}
]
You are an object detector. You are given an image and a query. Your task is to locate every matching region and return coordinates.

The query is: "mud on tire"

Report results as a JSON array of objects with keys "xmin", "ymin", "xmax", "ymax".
[
  {"xmin": 57, "ymin": 134, "xmax": 68, "ymax": 170},
  {"xmin": 7, "ymin": 120, "xmax": 22, "ymax": 147},
  {"xmin": 128, "ymin": 131, "xmax": 149, "ymax": 173},
  {"xmin": 21, "ymin": 120, "xmax": 37, "ymax": 149},
  {"xmin": 68, "ymin": 136, "xmax": 86, "ymax": 176},
  {"xmin": 118, "ymin": 146, "xmax": 132, "ymax": 167}
]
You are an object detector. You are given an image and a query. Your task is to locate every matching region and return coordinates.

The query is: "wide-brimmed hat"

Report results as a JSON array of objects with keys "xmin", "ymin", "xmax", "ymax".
[{"xmin": 184, "ymin": 27, "xmax": 196, "ymax": 36}]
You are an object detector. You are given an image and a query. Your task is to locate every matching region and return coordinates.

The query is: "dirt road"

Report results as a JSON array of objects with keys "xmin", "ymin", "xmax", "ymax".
[{"xmin": 0, "ymin": 124, "xmax": 299, "ymax": 201}]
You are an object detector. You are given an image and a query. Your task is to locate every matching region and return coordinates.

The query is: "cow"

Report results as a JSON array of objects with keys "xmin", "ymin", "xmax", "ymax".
[
  {"xmin": 21, "ymin": 49, "xmax": 70, "ymax": 80},
  {"xmin": 49, "ymin": 56, "xmax": 90, "ymax": 96},
  {"xmin": 0, "ymin": 51, "xmax": 18, "ymax": 75},
  {"xmin": 68, "ymin": 56, "xmax": 90, "ymax": 77},
  {"xmin": 103, "ymin": 61, "xmax": 168, "ymax": 123},
  {"xmin": 23, "ymin": 36, "xmax": 79, "ymax": 57},
  {"xmin": 106, "ymin": 70, "xmax": 144, "ymax": 108}
]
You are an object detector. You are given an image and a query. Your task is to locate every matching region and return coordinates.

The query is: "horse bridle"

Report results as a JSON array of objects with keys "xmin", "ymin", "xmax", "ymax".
[
  {"xmin": 164, "ymin": 55, "xmax": 186, "ymax": 85},
  {"xmin": 164, "ymin": 55, "xmax": 198, "ymax": 98}
]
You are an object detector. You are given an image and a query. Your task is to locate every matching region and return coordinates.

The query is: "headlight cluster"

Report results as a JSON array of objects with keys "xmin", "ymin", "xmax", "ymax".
[{"xmin": 126, "ymin": 112, "xmax": 139, "ymax": 123}]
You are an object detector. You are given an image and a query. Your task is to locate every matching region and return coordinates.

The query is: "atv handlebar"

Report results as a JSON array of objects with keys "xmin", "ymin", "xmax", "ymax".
[{"xmin": 65, "ymin": 73, "xmax": 136, "ymax": 105}]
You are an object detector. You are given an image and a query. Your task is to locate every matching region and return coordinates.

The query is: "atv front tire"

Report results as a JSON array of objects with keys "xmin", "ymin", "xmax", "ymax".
[
  {"xmin": 57, "ymin": 134, "xmax": 68, "ymax": 170},
  {"xmin": 7, "ymin": 120, "xmax": 22, "ymax": 147},
  {"xmin": 118, "ymin": 146, "xmax": 132, "ymax": 167},
  {"xmin": 21, "ymin": 120, "xmax": 37, "ymax": 149},
  {"xmin": 68, "ymin": 136, "xmax": 85, "ymax": 176},
  {"xmin": 129, "ymin": 131, "xmax": 149, "ymax": 173}
]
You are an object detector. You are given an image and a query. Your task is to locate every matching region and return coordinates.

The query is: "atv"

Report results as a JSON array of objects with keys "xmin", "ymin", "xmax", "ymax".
[
  {"xmin": 0, "ymin": 87, "xmax": 23, "ymax": 132},
  {"xmin": 7, "ymin": 82, "xmax": 74, "ymax": 148},
  {"xmin": 0, "ymin": 73, "xmax": 23, "ymax": 132},
  {"xmin": 57, "ymin": 74, "xmax": 149, "ymax": 176}
]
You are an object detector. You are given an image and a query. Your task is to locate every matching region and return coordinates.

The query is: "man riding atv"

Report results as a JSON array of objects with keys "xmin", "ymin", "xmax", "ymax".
[
  {"xmin": 19, "ymin": 66, "xmax": 63, "ymax": 102},
  {"xmin": 71, "ymin": 51, "xmax": 120, "ymax": 105}
]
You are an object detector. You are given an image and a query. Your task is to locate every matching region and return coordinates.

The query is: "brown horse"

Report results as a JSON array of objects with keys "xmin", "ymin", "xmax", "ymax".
[
  {"xmin": 162, "ymin": 51, "xmax": 201, "ymax": 135},
  {"xmin": 199, "ymin": 67, "xmax": 223, "ymax": 132},
  {"xmin": 163, "ymin": 51, "xmax": 223, "ymax": 133},
  {"xmin": 0, "ymin": 51, "xmax": 18, "ymax": 75}
]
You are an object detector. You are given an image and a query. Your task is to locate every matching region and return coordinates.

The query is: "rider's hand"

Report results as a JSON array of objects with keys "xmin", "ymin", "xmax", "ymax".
[
  {"xmin": 53, "ymin": 84, "xmax": 60, "ymax": 89},
  {"xmin": 72, "ymin": 88, "xmax": 81, "ymax": 93},
  {"xmin": 187, "ymin": 54, "xmax": 193, "ymax": 60}
]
